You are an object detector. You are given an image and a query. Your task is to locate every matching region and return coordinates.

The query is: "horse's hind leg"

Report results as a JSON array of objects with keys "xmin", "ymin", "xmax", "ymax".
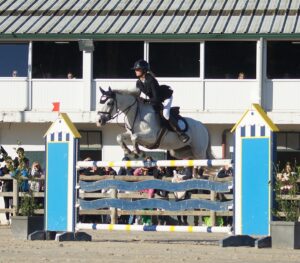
[
  {"xmin": 117, "ymin": 131, "xmax": 133, "ymax": 156},
  {"xmin": 170, "ymin": 146, "xmax": 194, "ymax": 160}
]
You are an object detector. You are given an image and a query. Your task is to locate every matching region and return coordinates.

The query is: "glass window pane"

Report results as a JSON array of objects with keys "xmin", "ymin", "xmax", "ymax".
[
  {"xmin": 32, "ymin": 42, "xmax": 82, "ymax": 78},
  {"xmin": 80, "ymin": 131, "xmax": 89, "ymax": 149},
  {"xmin": 0, "ymin": 43, "xmax": 28, "ymax": 77},
  {"xmin": 277, "ymin": 133, "xmax": 286, "ymax": 151},
  {"xmin": 79, "ymin": 131, "xmax": 102, "ymax": 150},
  {"xmin": 287, "ymin": 133, "xmax": 299, "ymax": 151},
  {"xmin": 79, "ymin": 131, "xmax": 102, "ymax": 161},
  {"xmin": 149, "ymin": 42, "xmax": 200, "ymax": 77},
  {"xmin": 205, "ymin": 41, "xmax": 256, "ymax": 79},
  {"xmin": 267, "ymin": 41, "xmax": 300, "ymax": 79},
  {"xmin": 93, "ymin": 41, "xmax": 143, "ymax": 78}
]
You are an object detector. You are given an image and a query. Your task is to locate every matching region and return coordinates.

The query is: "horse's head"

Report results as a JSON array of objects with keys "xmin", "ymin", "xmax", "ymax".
[{"xmin": 97, "ymin": 87, "xmax": 117, "ymax": 127}]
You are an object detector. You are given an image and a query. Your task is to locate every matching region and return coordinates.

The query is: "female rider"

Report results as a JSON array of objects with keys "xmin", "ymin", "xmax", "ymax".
[{"xmin": 132, "ymin": 59, "xmax": 189, "ymax": 143}]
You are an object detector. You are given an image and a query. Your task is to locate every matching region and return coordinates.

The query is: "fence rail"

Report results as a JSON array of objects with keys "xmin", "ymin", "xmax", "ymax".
[{"xmin": 1, "ymin": 173, "xmax": 298, "ymax": 225}]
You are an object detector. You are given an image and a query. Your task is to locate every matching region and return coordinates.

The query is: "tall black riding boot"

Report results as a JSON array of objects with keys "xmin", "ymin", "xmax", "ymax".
[{"xmin": 168, "ymin": 117, "xmax": 190, "ymax": 143}]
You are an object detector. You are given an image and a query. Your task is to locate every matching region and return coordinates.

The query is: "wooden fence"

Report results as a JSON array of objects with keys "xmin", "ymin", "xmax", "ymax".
[{"xmin": 0, "ymin": 172, "xmax": 298, "ymax": 225}]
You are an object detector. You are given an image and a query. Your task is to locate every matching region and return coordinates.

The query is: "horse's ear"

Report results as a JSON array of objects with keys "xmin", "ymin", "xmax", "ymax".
[
  {"xmin": 99, "ymin": 87, "xmax": 105, "ymax": 94},
  {"xmin": 108, "ymin": 86, "xmax": 112, "ymax": 92}
]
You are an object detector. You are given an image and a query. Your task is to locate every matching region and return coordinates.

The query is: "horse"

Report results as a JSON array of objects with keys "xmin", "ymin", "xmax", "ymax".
[{"xmin": 97, "ymin": 87, "xmax": 211, "ymax": 160}]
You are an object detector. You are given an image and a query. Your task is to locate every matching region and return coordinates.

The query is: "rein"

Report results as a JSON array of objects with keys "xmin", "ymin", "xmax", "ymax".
[
  {"xmin": 111, "ymin": 96, "xmax": 138, "ymax": 132},
  {"xmin": 123, "ymin": 99, "xmax": 138, "ymax": 132}
]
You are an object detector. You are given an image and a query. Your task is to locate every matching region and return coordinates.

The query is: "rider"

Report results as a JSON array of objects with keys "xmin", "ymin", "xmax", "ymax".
[{"xmin": 132, "ymin": 59, "xmax": 189, "ymax": 143}]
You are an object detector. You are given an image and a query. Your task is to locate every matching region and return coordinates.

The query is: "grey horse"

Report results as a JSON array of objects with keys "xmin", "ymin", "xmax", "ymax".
[{"xmin": 97, "ymin": 87, "xmax": 211, "ymax": 160}]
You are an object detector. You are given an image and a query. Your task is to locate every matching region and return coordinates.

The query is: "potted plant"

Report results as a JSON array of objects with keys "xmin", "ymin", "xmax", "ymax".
[
  {"xmin": 271, "ymin": 163, "xmax": 300, "ymax": 249},
  {"xmin": 6, "ymin": 148, "xmax": 44, "ymax": 240}
]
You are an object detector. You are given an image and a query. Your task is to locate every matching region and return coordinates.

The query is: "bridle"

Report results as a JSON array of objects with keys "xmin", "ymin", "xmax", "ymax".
[{"xmin": 98, "ymin": 93, "xmax": 138, "ymax": 131}]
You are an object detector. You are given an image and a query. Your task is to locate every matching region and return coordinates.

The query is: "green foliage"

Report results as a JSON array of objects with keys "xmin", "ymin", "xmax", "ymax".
[
  {"xmin": 6, "ymin": 147, "xmax": 38, "ymax": 216},
  {"xmin": 273, "ymin": 166, "xmax": 300, "ymax": 222},
  {"xmin": 19, "ymin": 190, "xmax": 36, "ymax": 216}
]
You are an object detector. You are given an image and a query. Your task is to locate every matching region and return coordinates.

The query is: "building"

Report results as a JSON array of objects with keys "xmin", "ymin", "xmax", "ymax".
[{"xmin": 1, "ymin": 0, "xmax": 300, "ymax": 169}]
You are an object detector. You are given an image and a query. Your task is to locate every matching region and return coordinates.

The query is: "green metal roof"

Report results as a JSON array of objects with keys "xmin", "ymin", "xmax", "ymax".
[{"xmin": 0, "ymin": 0, "xmax": 300, "ymax": 40}]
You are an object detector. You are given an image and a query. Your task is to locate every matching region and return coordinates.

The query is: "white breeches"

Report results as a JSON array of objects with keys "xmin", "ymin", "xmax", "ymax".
[{"xmin": 162, "ymin": 96, "xmax": 173, "ymax": 120}]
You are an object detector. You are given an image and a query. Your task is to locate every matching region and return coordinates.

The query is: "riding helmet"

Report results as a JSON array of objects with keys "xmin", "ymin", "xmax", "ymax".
[{"xmin": 132, "ymin": 59, "xmax": 150, "ymax": 71}]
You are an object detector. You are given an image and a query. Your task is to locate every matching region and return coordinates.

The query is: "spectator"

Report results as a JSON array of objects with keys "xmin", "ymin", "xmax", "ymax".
[
  {"xmin": 142, "ymin": 156, "xmax": 158, "ymax": 177},
  {"xmin": 238, "ymin": 72, "xmax": 245, "ymax": 79},
  {"xmin": 172, "ymin": 166, "xmax": 193, "ymax": 225},
  {"xmin": 281, "ymin": 161, "xmax": 294, "ymax": 175},
  {"xmin": 12, "ymin": 70, "xmax": 17, "ymax": 77},
  {"xmin": 79, "ymin": 157, "xmax": 101, "ymax": 175},
  {"xmin": 12, "ymin": 147, "xmax": 30, "ymax": 192},
  {"xmin": 154, "ymin": 166, "xmax": 169, "ymax": 225},
  {"xmin": 103, "ymin": 166, "xmax": 117, "ymax": 175},
  {"xmin": 0, "ymin": 157, "xmax": 12, "ymax": 224},
  {"xmin": 29, "ymin": 161, "xmax": 44, "ymax": 192},
  {"xmin": 217, "ymin": 164, "xmax": 233, "ymax": 178},
  {"xmin": 118, "ymin": 156, "xmax": 134, "ymax": 175},
  {"xmin": 67, "ymin": 72, "xmax": 74, "ymax": 79},
  {"xmin": 13, "ymin": 147, "xmax": 29, "ymax": 170}
]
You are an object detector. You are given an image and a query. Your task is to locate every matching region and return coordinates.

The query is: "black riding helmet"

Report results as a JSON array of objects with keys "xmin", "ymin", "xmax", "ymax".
[{"xmin": 132, "ymin": 59, "xmax": 150, "ymax": 72}]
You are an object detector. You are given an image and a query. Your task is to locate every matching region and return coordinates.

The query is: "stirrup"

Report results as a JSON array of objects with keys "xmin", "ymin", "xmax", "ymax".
[{"xmin": 179, "ymin": 134, "xmax": 189, "ymax": 143}]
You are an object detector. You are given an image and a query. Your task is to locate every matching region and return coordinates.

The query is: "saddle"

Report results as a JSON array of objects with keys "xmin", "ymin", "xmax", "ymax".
[
  {"xmin": 161, "ymin": 107, "xmax": 188, "ymax": 133},
  {"xmin": 147, "ymin": 107, "xmax": 188, "ymax": 150}
]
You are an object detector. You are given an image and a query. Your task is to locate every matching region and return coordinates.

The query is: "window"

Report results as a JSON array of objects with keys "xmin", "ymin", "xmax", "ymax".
[
  {"xmin": 79, "ymin": 131, "xmax": 102, "ymax": 161},
  {"xmin": 149, "ymin": 42, "xmax": 200, "ymax": 77},
  {"xmin": 277, "ymin": 132, "xmax": 300, "ymax": 170},
  {"xmin": 32, "ymin": 42, "xmax": 82, "ymax": 78},
  {"xmin": 205, "ymin": 41, "xmax": 256, "ymax": 79},
  {"xmin": 93, "ymin": 41, "xmax": 143, "ymax": 78},
  {"xmin": 0, "ymin": 43, "xmax": 28, "ymax": 77},
  {"xmin": 267, "ymin": 41, "xmax": 300, "ymax": 79}
]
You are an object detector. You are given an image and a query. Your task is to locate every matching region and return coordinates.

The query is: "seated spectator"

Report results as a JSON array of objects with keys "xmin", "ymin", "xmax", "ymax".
[
  {"xmin": 172, "ymin": 166, "xmax": 193, "ymax": 225},
  {"xmin": 142, "ymin": 156, "xmax": 158, "ymax": 176},
  {"xmin": 118, "ymin": 156, "xmax": 134, "ymax": 175},
  {"xmin": 80, "ymin": 157, "xmax": 101, "ymax": 175},
  {"xmin": 103, "ymin": 166, "xmax": 117, "ymax": 175},
  {"xmin": 217, "ymin": 164, "xmax": 233, "ymax": 178}
]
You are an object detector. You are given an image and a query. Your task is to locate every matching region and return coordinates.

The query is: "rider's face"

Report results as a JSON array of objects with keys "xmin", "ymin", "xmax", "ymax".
[{"xmin": 135, "ymin": 68, "xmax": 144, "ymax": 78}]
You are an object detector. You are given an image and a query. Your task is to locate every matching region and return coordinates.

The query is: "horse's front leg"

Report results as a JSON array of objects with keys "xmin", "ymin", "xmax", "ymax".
[
  {"xmin": 116, "ymin": 131, "xmax": 133, "ymax": 156},
  {"xmin": 131, "ymin": 131, "xmax": 153, "ymax": 158}
]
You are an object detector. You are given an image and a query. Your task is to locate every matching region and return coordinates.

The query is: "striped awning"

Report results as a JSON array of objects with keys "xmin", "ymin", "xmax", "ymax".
[{"xmin": 0, "ymin": 0, "xmax": 300, "ymax": 40}]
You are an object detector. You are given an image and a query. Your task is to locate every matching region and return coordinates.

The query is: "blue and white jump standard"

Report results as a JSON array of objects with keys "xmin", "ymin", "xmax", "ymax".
[
  {"xmin": 30, "ymin": 113, "xmax": 91, "ymax": 241},
  {"xmin": 221, "ymin": 104, "xmax": 279, "ymax": 247}
]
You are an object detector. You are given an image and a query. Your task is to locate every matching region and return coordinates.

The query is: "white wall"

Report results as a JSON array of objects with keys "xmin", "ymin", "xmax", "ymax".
[
  {"xmin": 3, "ymin": 78, "xmax": 300, "ymax": 125},
  {"xmin": 264, "ymin": 80, "xmax": 300, "ymax": 111},
  {"xmin": 0, "ymin": 78, "xmax": 28, "ymax": 111},
  {"xmin": 32, "ymin": 79, "xmax": 84, "ymax": 111}
]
